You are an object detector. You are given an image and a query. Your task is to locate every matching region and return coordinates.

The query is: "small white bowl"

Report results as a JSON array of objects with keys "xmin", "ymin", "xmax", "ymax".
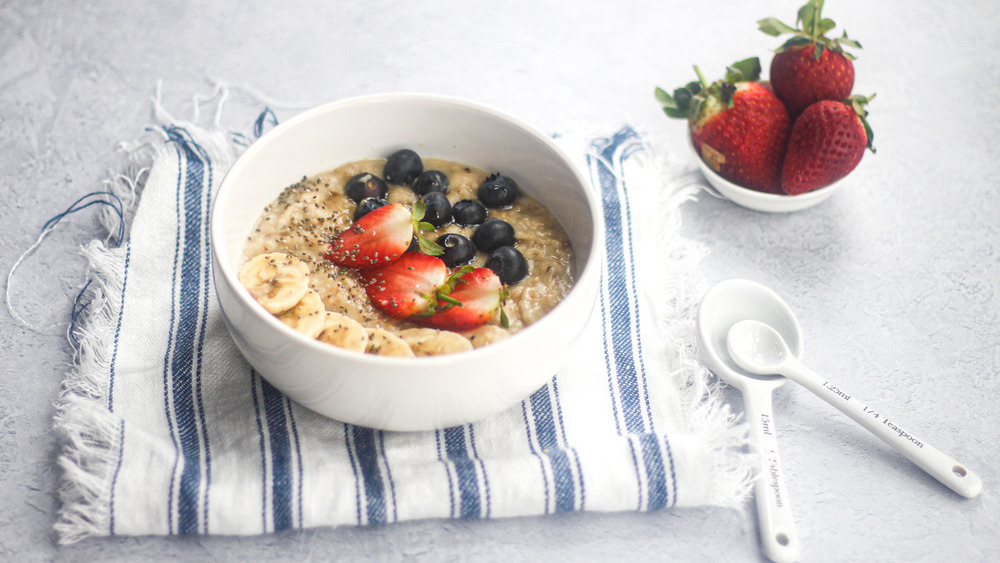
[
  {"xmin": 211, "ymin": 93, "xmax": 603, "ymax": 431},
  {"xmin": 692, "ymin": 142, "xmax": 843, "ymax": 213}
]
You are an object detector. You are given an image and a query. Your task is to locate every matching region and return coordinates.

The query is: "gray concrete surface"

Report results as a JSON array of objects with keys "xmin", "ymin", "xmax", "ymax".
[{"xmin": 2, "ymin": 0, "xmax": 998, "ymax": 560}]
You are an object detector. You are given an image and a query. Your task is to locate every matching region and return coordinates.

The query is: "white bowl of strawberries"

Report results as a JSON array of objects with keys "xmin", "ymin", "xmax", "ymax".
[
  {"xmin": 211, "ymin": 93, "xmax": 603, "ymax": 431},
  {"xmin": 656, "ymin": 0, "xmax": 874, "ymax": 213}
]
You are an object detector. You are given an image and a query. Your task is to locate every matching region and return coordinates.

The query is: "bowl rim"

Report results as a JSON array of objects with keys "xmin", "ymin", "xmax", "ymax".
[{"xmin": 210, "ymin": 92, "xmax": 604, "ymax": 367}]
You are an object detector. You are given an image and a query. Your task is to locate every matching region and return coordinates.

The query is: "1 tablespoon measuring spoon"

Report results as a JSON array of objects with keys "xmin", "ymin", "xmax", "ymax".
[
  {"xmin": 727, "ymin": 319, "xmax": 982, "ymax": 499},
  {"xmin": 697, "ymin": 280, "xmax": 802, "ymax": 563}
]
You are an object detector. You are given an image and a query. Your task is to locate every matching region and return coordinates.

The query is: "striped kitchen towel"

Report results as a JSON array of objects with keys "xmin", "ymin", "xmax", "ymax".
[{"xmin": 53, "ymin": 100, "xmax": 749, "ymax": 542}]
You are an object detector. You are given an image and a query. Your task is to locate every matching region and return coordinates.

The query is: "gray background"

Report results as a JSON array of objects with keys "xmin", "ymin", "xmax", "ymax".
[{"xmin": 2, "ymin": 0, "xmax": 997, "ymax": 561}]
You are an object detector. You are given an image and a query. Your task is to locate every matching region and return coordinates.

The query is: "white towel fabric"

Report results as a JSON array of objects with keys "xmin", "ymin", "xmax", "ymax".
[{"xmin": 53, "ymin": 98, "xmax": 749, "ymax": 543}]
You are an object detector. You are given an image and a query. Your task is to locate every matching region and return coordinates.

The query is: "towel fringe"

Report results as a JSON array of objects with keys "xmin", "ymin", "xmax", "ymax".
[
  {"xmin": 53, "ymin": 237, "xmax": 131, "ymax": 544},
  {"xmin": 52, "ymin": 91, "xmax": 228, "ymax": 543},
  {"xmin": 636, "ymin": 128, "xmax": 754, "ymax": 507}
]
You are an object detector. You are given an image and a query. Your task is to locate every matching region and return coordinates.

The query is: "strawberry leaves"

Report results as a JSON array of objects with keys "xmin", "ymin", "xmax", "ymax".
[
  {"xmin": 410, "ymin": 198, "xmax": 445, "ymax": 256},
  {"xmin": 656, "ymin": 57, "xmax": 761, "ymax": 118},
  {"xmin": 758, "ymin": 0, "xmax": 862, "ymax": 60}
]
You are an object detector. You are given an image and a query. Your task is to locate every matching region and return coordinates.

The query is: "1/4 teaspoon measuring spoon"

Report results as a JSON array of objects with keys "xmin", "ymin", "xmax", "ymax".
[{"xmin": 727, "ymin": 319, "xmax": 982, "ymax": 499}]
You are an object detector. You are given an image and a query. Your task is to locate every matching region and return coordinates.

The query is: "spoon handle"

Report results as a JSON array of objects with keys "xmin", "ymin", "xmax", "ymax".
[
  {"xmin": 782, "ymin": 360, "xmax": 982, "ymax": 498},
  {"xmin": 743, "ymin": 383, "xmax": 801, "ymax": 563}
]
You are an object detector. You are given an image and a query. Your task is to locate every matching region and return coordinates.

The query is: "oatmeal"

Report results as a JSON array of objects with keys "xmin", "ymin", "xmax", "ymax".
[{"xmin": 240, "ymin": 151, "xmax": 574, "ymax": 356}]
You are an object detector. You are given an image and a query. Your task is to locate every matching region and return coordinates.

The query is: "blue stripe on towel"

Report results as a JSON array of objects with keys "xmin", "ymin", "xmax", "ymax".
[
  {"xmin": 351, "ymin": 426, "xmax": 388, "ymax": 525},
  {"xmin": 638, "ymin": 433, "xmax": 668, "ymax": 509},
  {"xmin": 261, "ymin": 377, "xmax": 294, "ymax": 531},
  {"xmin": 443, "ymin": 426, "xmax": 482, "ymax": 519},
  {"xmin": 589, "ymin": 127, "xmax": 673, "ymax": 512},
  {"xmin": 434, "ymin": 430, "xmax": 458, "ymax": 516},
  {"xmin": 551, "ymin": 378, "xmax": 585, "ymax": 510},
  {"xmin": 520, "ymin": 399, "xmax": 551, "ymax": 511},
  {"xmin": 107, "ymin": 240, "xmax": 132, "ymax": 535},
  {"xmin": 528, "ymin": 385, "xmax": 576, "ymax": 513},
  {"xmin": 251, "ymin": 371, "xmax": 268, "ymax": 531},
  {"xmin": 593, "ymin": 127, "xmax": 648, "ymax": 434},
  {"xmin": 287, "ymin": 399, "xmax": 305, "ymax": 528},
  {"xmin": 467, "ymin": 425, "xmax": 491, "ymax": 517},
  {"xmin": 377, "ymin": 431, "xmax": 398, "ymax": 522},
  {"xmin": 163, "ymin": 127, "xmax": 214, "ymax": 535},
  {"xmin": 108, "ymin": 241, "xmax": 131, "ymax": 412}
]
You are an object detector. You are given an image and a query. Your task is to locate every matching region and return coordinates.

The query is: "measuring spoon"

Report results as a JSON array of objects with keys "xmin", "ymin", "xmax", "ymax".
[
  {"xmin": 697, "ymin": 279, "xmax": 802, "ymax": 563},
  {"xmin": 727, "ymin": 319, "xmax": 982, "ymax": 499}
]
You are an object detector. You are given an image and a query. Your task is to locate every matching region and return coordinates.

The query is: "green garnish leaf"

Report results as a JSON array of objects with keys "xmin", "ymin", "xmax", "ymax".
[
  {"xmin": 439, "ymin": 264, "xmax": 474, "ymax": 294},
  {"xmin": 417, "ymin": 235, "xmax": 444, "ymax": 256},
  {"xmin": 411, "ymin": 198, "xmax": 426, "ymax": 222},
  {"xmin": 498, "ymin": 287, "xmax": 510, "ymax": 328}
]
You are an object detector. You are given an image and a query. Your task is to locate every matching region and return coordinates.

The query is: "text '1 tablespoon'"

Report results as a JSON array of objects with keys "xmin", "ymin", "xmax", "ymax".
[
  {"xmin": 696, "ymin": 280, "xmax": 803, "ymax": 563},
  {"xmin": 727, "ymin": 319, "xmax": 982, "ymax": 499}
]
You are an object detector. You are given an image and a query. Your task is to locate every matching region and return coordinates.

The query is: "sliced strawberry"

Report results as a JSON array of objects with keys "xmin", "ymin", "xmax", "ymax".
[
  {"xmin": 325, "ymin": 201, "xmax": 442, "ymax": 269},
  {"xmin": 361, "ymin": 251, "xmax": 448, "ymax": 319},
  {"xmin": 326, "ymin": 203, "xmax": 413, "ymax": 268},
  {"xmin": 422, "ymin": 267, "xmax": 506, "ymax": 332}
]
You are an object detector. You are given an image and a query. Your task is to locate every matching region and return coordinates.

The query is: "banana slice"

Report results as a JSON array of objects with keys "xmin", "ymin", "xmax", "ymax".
[
  {"xmin": 277, "ymin": 289, "xmax": 325, "ymax": 338},
  {"xmin": 317, "ymin": 312, "xmax": 369, "ymax": 353},
  {"xmin": 365, "ymin": 328, "xmax": 415, "ymax": 357},
  {"xmin": 239, "ymin": 252, "xmax": 311, "ymax": 314},
  {"xmin": 399, "ymin": 328, "xmax": 474, "ymax": 356},
  {"xmin": 462, "ymin": 325, "xmax": 510, "ymax": 349}
]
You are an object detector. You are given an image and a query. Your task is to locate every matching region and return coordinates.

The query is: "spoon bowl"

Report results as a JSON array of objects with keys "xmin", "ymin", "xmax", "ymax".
[{"xmin": 696, "ymin": 279, "xmax": 804, "ymax": 390}]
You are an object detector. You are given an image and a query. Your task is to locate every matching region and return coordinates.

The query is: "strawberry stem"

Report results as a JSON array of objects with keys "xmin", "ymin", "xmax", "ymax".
[{"xmin": 693, "ymin": 65, "xmax": 709, "ymax": 89}]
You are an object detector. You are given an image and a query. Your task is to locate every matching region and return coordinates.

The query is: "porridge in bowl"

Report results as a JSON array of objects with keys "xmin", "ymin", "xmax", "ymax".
[{"xmin": 239, "ymin": 149, "xmax": 575, "ymax": 356}]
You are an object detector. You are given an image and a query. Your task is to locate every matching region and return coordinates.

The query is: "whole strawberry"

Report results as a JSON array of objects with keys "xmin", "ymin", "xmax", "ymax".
[
  {"xmin": 781, "ymin": 95, "xmax": 875, "ymax": 195},
  {"xmin": 656, "ymin": 58, "xmax": 790, "ymax": 193},
  {"xmin": 759, "ymin": 0, "xmax": 862, "ymax": 118}
]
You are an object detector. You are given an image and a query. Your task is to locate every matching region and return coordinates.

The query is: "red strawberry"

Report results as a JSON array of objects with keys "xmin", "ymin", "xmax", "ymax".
[
  {"xmin": 656, "ymin": 58, "xmax": 790, "ymax": 193},
  {"xmin": 422, "ymin": 267, "xmax": 507, "ymax": 332},
  {"xmin": 781, "ymin": 95, "xmax": 875, "ymax": 195},
  {"xmin": 759, "ymin": 0, "xmax": 862, "ymax": 118},
  {"xmin": 325, "ymin": 201, "xmax": 442, "ymax": 269},
  {"xmin": 361, "ymin": 251, "xmax": 448, "ymax": 319}
]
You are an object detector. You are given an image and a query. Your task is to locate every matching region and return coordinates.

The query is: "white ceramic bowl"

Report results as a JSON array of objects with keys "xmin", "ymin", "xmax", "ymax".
[
  {"xmin": 692, "ymin": 142, "xmax": 843, "ymax": 213},
  {"xmin": 211, "ymin": 93, "xmax": 603, "ymax": 431}
]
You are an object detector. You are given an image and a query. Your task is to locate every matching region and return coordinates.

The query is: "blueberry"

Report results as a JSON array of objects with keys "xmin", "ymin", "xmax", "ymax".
[
  {"xmin": 345, "ymin": 173, "xmax": 388, "ymax": 203},
  {"xmin": 436, "ymin": 233, "xmax": 476, "ymax": 268},
  {"xmin": 384, "ymin": 149, "xmax": 423, "ymax": 185},
  {"xmin": 420, "ymin": 191, "xmax": 452, "ymax": 228},
  {"xmin": 413, "ymin": 170, "xmax": 449, "ymax": 196},
  {"xmin": 471, "ymin": 218, "xmax": 515, "ymax": 253},
  {"xmin": 353, "ymin": 197, "xmax": 388, "ymax": 221},
  {"xmin": 452, "ymin": 199, "xmax": 488, "ymax": 226},
  {"xmin": 477, "ymin": 173, "xmax": 520, "ymax": 208},
  {"xmin": 486, "ymin": 246, "xmax": 528, "ymax": 285}
]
